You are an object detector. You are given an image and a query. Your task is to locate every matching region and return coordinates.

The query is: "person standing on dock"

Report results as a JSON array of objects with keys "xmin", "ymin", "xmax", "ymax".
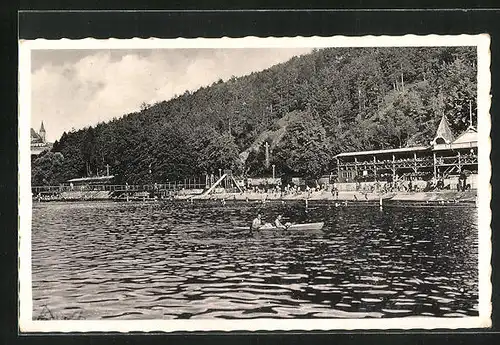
[{"xmin": 332, "ymin": 182, "xmax": 339, "ymax": 199}]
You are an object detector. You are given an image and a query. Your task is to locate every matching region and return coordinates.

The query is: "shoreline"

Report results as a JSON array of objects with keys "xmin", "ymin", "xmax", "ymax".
[
  {"xmin": 187, "ymin": 190, "xmax": 477, "ymax": 204},
  {"xmin": 32, "ymin": 190, "xmax": 477, "ymax": 204}
]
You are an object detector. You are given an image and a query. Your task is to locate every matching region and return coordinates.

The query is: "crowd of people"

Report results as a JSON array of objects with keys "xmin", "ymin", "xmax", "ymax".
[
  {"xmin": 353, "ymin": 179, "xmax": 426, "ymax": 194},
  {"xmin": 348, "ymin": 175, "xmax": 471, "ymax": 194},
  {"xmin": 239, "ymin": 183, "xmax": 332, "ymax": 198},
  {"xmin": 207, "ymin": 174, "xmax": 473, "ymax": 201}
]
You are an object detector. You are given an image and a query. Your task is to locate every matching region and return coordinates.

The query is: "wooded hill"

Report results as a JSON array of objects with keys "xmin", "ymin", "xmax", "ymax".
[{"xmin": 32, "ymin": 46, "xmax": 477, "ymax": 185}]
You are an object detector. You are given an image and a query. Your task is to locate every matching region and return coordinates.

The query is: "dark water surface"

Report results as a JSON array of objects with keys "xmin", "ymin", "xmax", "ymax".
[{"xmin": 32, "ymin": 200, "xmax": 478, "ymax": 319}]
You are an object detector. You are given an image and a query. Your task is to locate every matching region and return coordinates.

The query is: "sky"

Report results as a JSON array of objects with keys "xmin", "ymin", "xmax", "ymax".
[{"xmin": 31, "ymin": 48, "xmax": 313, "ymax": 142}]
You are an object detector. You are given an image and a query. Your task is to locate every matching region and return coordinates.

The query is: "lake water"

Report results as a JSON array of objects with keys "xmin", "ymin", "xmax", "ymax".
[{"xmin": 31, "ymin": 200, "xmax": 478, "ymax": 320}]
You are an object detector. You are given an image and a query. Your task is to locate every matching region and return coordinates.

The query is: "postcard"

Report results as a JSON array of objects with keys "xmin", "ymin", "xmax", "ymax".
[{"xmin": 19, "ymin": 34, "xmax": 491, "ymax": 332}]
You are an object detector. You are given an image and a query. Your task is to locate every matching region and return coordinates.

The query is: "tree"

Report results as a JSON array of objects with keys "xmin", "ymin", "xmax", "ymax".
[
  {"xmin": 373, "ymin": 89, "xmax": 422, "ymax": 148},
  {"xmin": 273, "ymin": 111, "xmax": 331, "ymax": 178},
  {"xmin": 152, "ymin": 123, "xmax": 197, "ymax": 182},
  {"xmin": 32, "ymin": 152, "xmax": 65, "ymax": 185},
  {"xmin": 34, "ymin": 46, "xmax": 477, "ymax": 183},
  {"xmin": 245, "ymin": 145, "xmax": 269, "ymax": 177},
  {"xmin": 81, "ymin": 127, "xmax": 97, "ymax": 176},
  {"xmin": 201, "ymin": 133, "xmax": 242, "ymax": 174},
  {"xmin": 441, "ymin": 57, "xmax": 477, "ymax": 133}
]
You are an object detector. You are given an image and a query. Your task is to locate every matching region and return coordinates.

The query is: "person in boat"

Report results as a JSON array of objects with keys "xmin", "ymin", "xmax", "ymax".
[
  {"xmin": 251, "ymin": 213, "xmax": 263, "ymax": 231},
  {"xmin": 275, "ymin": 215, "xmax": 292, "ymax": 229},
  {"xmin": 275, "ymin": 215, "xmax": 286, "ymax": 229}
]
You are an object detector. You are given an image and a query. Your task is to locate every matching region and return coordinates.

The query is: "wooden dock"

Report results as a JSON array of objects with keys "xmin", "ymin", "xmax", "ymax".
[{"xmin": 32, "ymin": 182, "xmax": 207, "ymax": 202}]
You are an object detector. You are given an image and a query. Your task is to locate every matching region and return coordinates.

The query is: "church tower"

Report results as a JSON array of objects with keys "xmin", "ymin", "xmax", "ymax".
[{"xmin": 39, "ymin": 121, "xmax": 46, "ymax": 143}]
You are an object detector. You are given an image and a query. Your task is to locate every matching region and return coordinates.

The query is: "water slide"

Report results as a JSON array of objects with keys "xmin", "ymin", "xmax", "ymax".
[{"xmin": 200, "ymin": 174, "xmax": 227, "ymax": 196}]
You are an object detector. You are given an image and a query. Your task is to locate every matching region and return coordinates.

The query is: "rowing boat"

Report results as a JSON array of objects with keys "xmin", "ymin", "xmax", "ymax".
[{"xmin": 256, "ymin": 222, "xmax": 324, "ymax": 231}]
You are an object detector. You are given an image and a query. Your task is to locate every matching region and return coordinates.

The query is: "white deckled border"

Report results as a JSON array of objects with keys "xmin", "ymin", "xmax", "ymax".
[
  {"xmin": 20, "ymin": 34, "xmax": 490, "ymax": 49},
  {"xmin": 18, "ymin": 34, "xmax": 492, "ymax": 332},
  {"xmin": 18, "ymin": 316, "xmax": 491, "ymax": 333},
  {"xmin": 476, "ymin": 34, "xmax": 492, "ymax": 329},
  {"xmin": 19, "ymin": 40, "xmax": 34, "ymax": 331}
]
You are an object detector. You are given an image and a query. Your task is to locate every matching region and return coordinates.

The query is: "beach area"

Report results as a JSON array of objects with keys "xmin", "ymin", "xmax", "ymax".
[
  {"xmin": 186, "ymin": 189, "xmax": 477, "ymax": 204},
  {"xmin": 32, "ymin": 187, "xmax": 478, "ymax": 205}
]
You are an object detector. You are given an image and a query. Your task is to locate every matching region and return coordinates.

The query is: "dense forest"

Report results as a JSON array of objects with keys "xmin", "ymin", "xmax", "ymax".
[{"xmin": 32, "ymin": 46, "xmax": 477, "ymax": 185}]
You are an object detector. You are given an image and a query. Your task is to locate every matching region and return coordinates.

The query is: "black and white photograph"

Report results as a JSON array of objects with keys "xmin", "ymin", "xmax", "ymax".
[{"xmin": 18, "ymin": 35, "xmax": 491, "ymax": 331}]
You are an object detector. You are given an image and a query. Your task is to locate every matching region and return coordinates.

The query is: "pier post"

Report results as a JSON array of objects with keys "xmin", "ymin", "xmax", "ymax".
[
  {"xmin": 265, "ymin": 142, "xmax": 270, "ymax": 168},
  {"xmin": 433, "ymin": 152, "xmax": 437, "ymax": 179},
  {"xmin": 458, "ymin": 151, "xmax": 461, "ymax": 172},
  {"xmin": 336, "ymin": 157, "xmax": 340, "ymax": 180},
  {"xmin": 392, "ymin": 154, "xmax": 396, "ymax": 181}
]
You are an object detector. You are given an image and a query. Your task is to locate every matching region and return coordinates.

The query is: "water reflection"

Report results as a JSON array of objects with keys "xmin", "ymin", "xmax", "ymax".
[{"xmin": 32, "ymin": 200, "xmax": 478, "ymax": 320}]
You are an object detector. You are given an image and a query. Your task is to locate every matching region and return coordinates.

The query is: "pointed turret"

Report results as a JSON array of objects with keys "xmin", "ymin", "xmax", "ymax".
[
  {"xmin": 39, "ymin": 121, "xmax": 46, "ymax": 142},
  {"xmin": 431, "ymin": 114, "xmax": 454, "ymax": 146}
]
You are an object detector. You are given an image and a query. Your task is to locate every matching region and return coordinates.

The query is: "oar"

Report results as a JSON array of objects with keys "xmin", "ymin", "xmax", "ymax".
[{"xmin": 235, "ymin": 226, "xmax": 250, "ymax": 230}]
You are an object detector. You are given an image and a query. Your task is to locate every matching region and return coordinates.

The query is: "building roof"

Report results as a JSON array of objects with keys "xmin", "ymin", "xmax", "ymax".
[
  {"xmin": 453, "ymin": 126, "xmax": 477, "ymax": 144},
  {"xmin": 67, "ymin": 175, "xmax": 115, "ymax": 183},
  {"xmin": 40, "ymin": 121, "xmax": 45, "ymax": 132},
  {"xmin": 31, "ymin": 128, "xmax": 43, "ymax": 143},
  {"xmin": 334, "ymin": 146, "xmax": 429, "ymax": 158},
  {"xmin": 432, "ymin": 114, "xmax": 455, "ymax": 144},
  {"xmin": 335, "ymin": 115, "xmax": 479, "ymax": 159},
  {"xmin": 431, "ymin": 125, "xmax": 478, "ymax": 151}
]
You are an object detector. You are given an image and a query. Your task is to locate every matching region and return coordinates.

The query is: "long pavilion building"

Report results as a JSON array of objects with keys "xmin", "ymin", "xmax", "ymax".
[{"xmin": 334, "ymin": 114, "xmax": 478, "ymax": 189}]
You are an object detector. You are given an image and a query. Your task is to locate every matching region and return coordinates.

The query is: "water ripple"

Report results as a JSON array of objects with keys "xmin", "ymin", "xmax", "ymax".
[{"xmin": 32, "ymin": 200, "xmax": 478, "ymax": 320}]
